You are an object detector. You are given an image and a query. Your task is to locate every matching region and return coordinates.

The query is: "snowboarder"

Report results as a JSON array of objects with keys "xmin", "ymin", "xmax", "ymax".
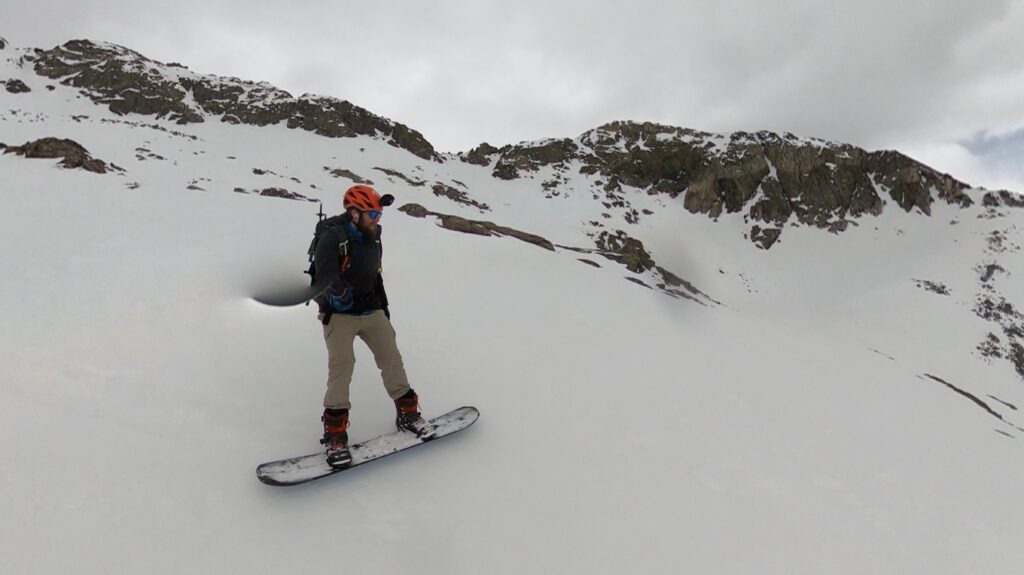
[{"xmin": 311, "ymin": 185, "xmax": 430, "ymax": 468}]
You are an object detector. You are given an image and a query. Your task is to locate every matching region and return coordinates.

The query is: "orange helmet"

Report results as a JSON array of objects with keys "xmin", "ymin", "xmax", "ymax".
[{"xmin": 343, "ymin": 185, "xmax": 382, "ymax": 211}]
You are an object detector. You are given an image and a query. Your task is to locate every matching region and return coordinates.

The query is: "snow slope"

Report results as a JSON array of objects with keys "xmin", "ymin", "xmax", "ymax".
[{"xmin": 3, "ymin": 41, "xmax": 1024, "ymax": 574}]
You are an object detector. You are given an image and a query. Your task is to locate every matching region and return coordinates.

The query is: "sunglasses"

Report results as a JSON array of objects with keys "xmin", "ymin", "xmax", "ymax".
[{"xmin": 367, "ymin": 210, "xmax": 381, "ymax": 219}]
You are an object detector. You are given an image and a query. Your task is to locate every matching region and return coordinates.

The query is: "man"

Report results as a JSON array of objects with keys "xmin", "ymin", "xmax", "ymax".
[{"xmin": 311, "ymin": 185, "xmax": 430, "ymax": 468}]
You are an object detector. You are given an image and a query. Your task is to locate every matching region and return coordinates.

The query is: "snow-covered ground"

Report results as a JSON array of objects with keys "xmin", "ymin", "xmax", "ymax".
[{"xmin": 3, "ymin": 41, "xmax": 1024, "ymax": 574}]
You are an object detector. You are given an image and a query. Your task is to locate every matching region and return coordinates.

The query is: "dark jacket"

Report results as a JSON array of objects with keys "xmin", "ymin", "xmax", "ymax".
[{"xmin": 312, "ymin": 216, "xmax": 389, "ymax": 318}]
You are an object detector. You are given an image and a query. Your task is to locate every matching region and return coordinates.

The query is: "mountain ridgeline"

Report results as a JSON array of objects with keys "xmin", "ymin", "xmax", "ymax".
[
  {"xmin": 4, "ymin": 38, "xmax": 1021, "ymax": 256},
  {"xmin": 4, "ymin": 37, "xmax": 1024, "ymax": 379},
  {"xmin": 461, "ymin": 123, "xmax": 975, "ymax": 249},
  {"xmin": 27, "ymin": 39, "xmax": 438, "ymax": 160}
]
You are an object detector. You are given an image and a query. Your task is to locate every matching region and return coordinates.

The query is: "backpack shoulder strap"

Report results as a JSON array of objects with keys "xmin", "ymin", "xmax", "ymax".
[{"xmin": 307, "ymin": 216, "xmax": 351, "ymax": 284}]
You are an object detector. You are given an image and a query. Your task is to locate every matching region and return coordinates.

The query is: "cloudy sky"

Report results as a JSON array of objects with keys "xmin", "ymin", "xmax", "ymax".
[{"xmin": 3, "ymin": 0, "xmax": 1024, "ymax": 190}]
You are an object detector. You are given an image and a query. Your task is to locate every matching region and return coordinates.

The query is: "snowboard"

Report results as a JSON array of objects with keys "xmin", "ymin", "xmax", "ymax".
[{"xmin": 256, "ymin": 406, "xmax": 479, "ymax": 486}]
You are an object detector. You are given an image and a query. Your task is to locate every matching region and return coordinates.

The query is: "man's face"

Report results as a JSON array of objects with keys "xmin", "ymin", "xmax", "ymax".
[{"xmin": 351, "ymin": 208, "xmax": 381, "ymax": 231}]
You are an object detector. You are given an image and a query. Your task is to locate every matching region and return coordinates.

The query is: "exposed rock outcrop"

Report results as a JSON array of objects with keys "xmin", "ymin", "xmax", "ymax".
[
  {"xmin": 373, "ymin": 167, "xmax": 426, "ymax": 187},
  {"xmin": 31, "ymin": 40, "xmax": 438, "ymax": 160},
  {"xmin": 399, "ymin": 203, "xmax": 553, "ymax": 251},
  {"xmin": 491, "ymin": 138, "xmax": 578, "ymax": 180},
  {"xmin": 460, "ymin": 142, "xmax": 499, "ymax": 166},
  {"xmin": 983, "ymin": 190, "xmax": 1024, "ymax": 209},
  {"xmin": 972, "ymin": 244, "xmax": 1024, "ymax": 379},
  {"xmin": 432, "ymin": 183, "xmax": 490, "ymax": 212},
  {"xmin": 469, "ymin": 121, "xmax": 974, "ymax": 249},
  {"xmin": 258, "ymin": 187, "xmax": 317, "ymax": 202},
  {"xmin": 4, "ymin": 79, "xmax": 30, "ymax": 93},
  {"xmin": 232, "ymin": 186, "xmax": 317, "ymax": 202},
  {"xmin": 571, "ymin": 229, "xmax": 718, "ymax": 304},
  {"xmin": 324, "ymin": 167, "xmax": 373, "ymax": 184},
  {"xmin": 594, "ymin": 230, "xmax": 655, "ymax": 274},
  {"xmin": 914, "ymin": 279, "xmax": 951, "ymax": 295},
  {"xmin": 1, "ymin": 137, "xmax": 122, "ymax": 174}
]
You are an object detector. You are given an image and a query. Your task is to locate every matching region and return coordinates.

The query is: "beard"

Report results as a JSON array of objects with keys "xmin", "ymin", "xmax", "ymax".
[
  {"xmin": 348, "ymin": 211, "xmax": 379, "ymax": 237},
  {"xmin": 358, "ymin": 219, "xmax": 380, "ymax": 238}
]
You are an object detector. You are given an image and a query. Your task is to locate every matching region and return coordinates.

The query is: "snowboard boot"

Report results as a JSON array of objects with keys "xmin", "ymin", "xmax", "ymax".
[
  {"xmin": 394, "ymin": 390, "xmax": 435, "ymax": 439},
  {"xmin": 320, "ymin": 408, "xmax": 352, "ymax": 468}
]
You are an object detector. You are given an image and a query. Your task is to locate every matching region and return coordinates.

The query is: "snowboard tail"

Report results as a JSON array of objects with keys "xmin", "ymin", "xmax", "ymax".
[{"xmin": 256, "ymin": 406, "xmax": 479, "ymax": 486}]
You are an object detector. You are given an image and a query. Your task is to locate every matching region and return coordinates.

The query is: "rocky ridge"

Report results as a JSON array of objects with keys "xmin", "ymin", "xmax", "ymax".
[
  {"xmin": 8, "ymin": 38, "xmax": 983, "ymax": 253},
  {"xmin": 463, "ymin": 121, "xmax": 974, "ymax": 249},
  {"xmin": 26, "ymin": 40, "xmax": 437, "ymax": 160},
  {"xmin": 5, "ymin": 35, "xmax": 1024, "ymax": 381}
]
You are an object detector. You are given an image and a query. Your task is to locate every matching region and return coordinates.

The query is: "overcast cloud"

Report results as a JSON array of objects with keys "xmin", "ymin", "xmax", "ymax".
[{"xmin": 3, "ymin": 0, "xmax": 1023, "ymax": 190}]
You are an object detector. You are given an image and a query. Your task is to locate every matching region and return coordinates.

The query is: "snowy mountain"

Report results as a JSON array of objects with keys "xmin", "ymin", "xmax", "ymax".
[{"xmin": 3, "ymin": 38, "xmax": 1024, "ymax": 574}]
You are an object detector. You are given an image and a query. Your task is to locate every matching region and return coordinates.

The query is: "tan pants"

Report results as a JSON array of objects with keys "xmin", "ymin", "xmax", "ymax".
[{"xmin": 321, "ymin": 310, "xmax": 411, "ymax": 409}]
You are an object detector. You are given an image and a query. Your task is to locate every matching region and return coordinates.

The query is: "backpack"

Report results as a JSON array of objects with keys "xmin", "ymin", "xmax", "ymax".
[{"xmin": 305, "ymin": 203, "xmax": 351, "ymax": 287}]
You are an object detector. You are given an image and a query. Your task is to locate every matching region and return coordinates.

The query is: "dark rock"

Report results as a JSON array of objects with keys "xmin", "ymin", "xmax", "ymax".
[
  {"xmin": 258, "ymin": 187, "xmax": 316, "ymax": 202},
  {"xmin": 5, "ymin": 79, "xmax": 30, "ymax": 93},
  {"xmin": 983, "ymin": 191, "xmax": 1024, "ymax": 208},
  {"xmin": 431, "ymin": 183, "xmax": 489, "ymax": 211},
  {"xmin": 625, "ymin": 277, "xmax": 653, "ymax": 289},
  {"xmin": 373, "ymin": 167, "xmax": 426, "ymax": 187},
  {"xmin": 578, "ymin": 227, "xmax": 716, "ymax": 304},
  {"xmin": 980, "ymin": 264, "xmax": 1007, "ymax": 284},
  {"xmin": 1010, "ymin": 343, "xmax": 1024, "ymax": 379},
  {"xmin": 589, "ymin": 123, "xmax": 710, "ymax": 197},
  {"xmin": 487, "ymin": 121, "xmax": 974, "ymax": 249},
  {"xmin": 437, "ymin": 214, "xmax": 495, "ymax": 236},
  {"xmin": 492, "ymin": 138, "xmax": 578, "ymax": 180},
  {"xmin": 973, "ymin": 287, "xmax": 1024, "ymax": 380},
  {"xmin": 986, "ymin": 230, "xmax": 1018, "ymax": 254},
  {"xmin": 595, "ymin": 230, "xmax": 655, "ymax": 273},
  {"xmin": 397, "ymin": 203, "xmax": 554, "ymax": 250},
  {"xmin": 398, "ymin": 203, "xmax": 430, "ymax": 218},
  {"xmin": 2, "ymin": 137, "xmax": 118, "ymax": 174},
  {"xmin": 750, "ymin": 225, "xmax": 782, "ymax": 249},
  {"xmin": 461, "ymin": 142, "xmax": 499, "ymax": 166},
  {"xmin": 32, "ymin": 40, "xmax": 439, "ymax": 160},
  {"xmin": 987, "ymin": 394, "xmax": 1018, "ymax": 411},
  {"xmin": 914, "ymin": 279, "xmax": 951, "ymax": 295},
  {"xmin": 0, "ymin": 37, "xmax": 6, "ymax": 50},
  {"xmin": 36, "ymin": 40, "xmax": 203, "ymax": 124},
  {"xmin": 922, "ymin": 373, "xmax": 1009, "ymax": 422},
  {"xmin": 979, "ymin": 333, "xmax": 1003, "ymax": 360},
  {"xmin": 324, "ymin": 167, "xmax": 373, "ymax": 184},
  {"xmin": 656, "ymin": 265, "xmax": 719, "ymax": 304}
]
